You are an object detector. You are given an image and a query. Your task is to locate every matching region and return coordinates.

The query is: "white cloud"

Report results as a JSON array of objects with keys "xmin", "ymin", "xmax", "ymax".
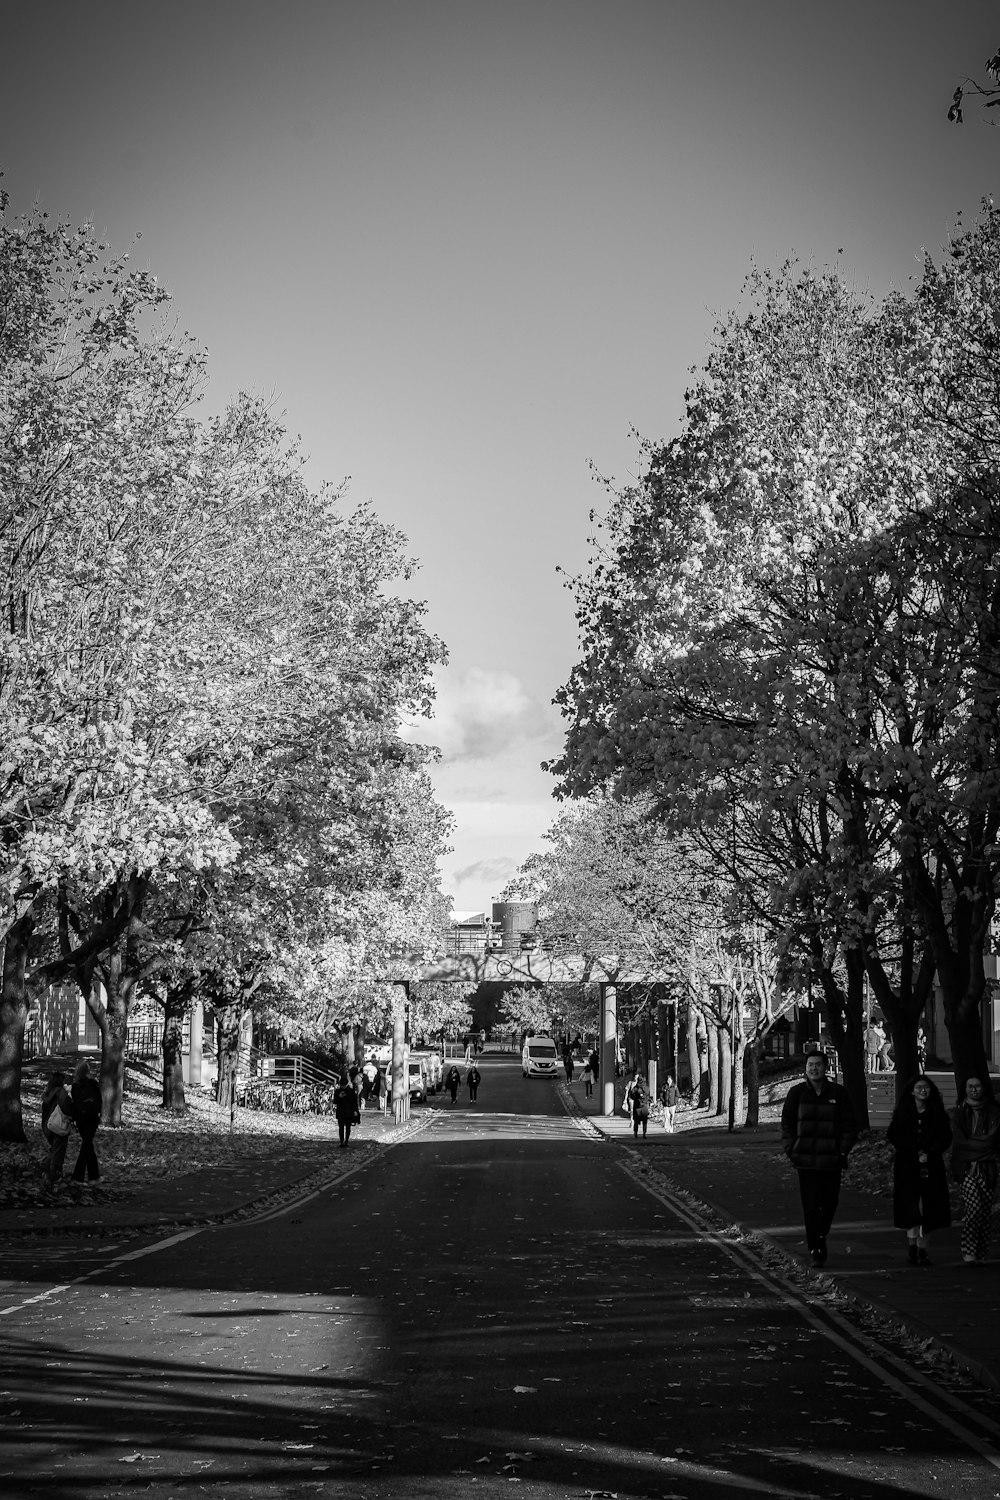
[
  {"xmin": 451, "ymin": 857, "xmax": 520, "ymax": 889},
  {"xmin": 403, "ymin": 666, "xmax": 556, "ymax": 762}
]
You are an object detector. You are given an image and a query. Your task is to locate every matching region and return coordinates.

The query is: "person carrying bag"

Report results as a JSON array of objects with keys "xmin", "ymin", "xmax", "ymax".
[{"xmin": 40, "ymin": 1071, "xmax": 75, "ymax": 1189}]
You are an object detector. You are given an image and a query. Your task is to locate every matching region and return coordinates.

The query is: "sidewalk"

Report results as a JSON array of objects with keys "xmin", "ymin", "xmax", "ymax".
[
  {"xmin": 573, "ymin": 1088, "xmax": 1000, "ymax": 1392},
  {"xmin": 2, "ymin": 1105, "xmax": 415, "ymax": 1239}
]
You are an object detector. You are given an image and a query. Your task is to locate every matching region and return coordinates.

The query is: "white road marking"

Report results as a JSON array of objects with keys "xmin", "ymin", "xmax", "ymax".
[{"xmin": 618, "ymin": 1155, "xmax": 1000, "ymax": 1472}]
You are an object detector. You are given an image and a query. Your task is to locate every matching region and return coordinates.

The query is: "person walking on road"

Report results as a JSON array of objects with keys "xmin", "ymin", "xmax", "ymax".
[
  {"xmin": 40, "ymin": 1071, "xmax": 75, "ymax": 1189},
  {"xmin": 334, "ymin": 1072, "xmax": 360, "ymax": 1147},
  {"xmin": 563, "ymin": 1049, "xmax": 575, "ymax": 1085},
  {"xmin": 780, "ymin": 1052, "xmax": 858, "ymax": 1267},
  {"xmin": 70, "ymin": 1061, "xmax": 102, "ymax": 1183},
  {"xmin": 446, "ymin": 1063, "xmax": 461, "ymax": 1103},
  {"xmin": 582, "ymin": 1062, "xmax": 594, "ymax": 1098},
  {"xmin": 588, "ymin": 1047, "xmax": 600, "ymax": 1083},
  {"xmin": 467, "ymin": 1063, "xmax": 481, "ymax": 1103},
  {"xmin": 660, "ymin": 1074, "xmax": 679, "ymax": 1134},
  {"xmin": 625, "ymin": 1069, "xmax": 650, "ymax": 1139},
  {"xmin": 950, "ymin": 1075, "xmax": 1000, "ymax": 1264},
  {"xmin": 887, "ymin": 1074, "xmax": 952, "ymax": 1265}
]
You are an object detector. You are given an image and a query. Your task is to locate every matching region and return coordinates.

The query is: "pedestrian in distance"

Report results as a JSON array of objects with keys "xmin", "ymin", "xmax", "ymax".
[
  {"xmin": 70, "ymin": 1061, "xmax": 102, "ymax": 1183},
  {"xmin": 582, "ymin": 1063, "xmax": 594, "ymax": 1098},
  {"xmin": 467, "ymin": 1063, "xmax": 481, "ymax": 1102},
  {"xmin": 886, "ymin": 1074, "xmax": 951, "ymax": 1265},
  {"xmin": 588, "ymin": 1046, "xmax": 600, "ymax": 1081},
  {"xmin": 40, "ymin": 1070, "xmax": 75, "ymax": 1189},
  {"xmin": 780, "ymin": 1051, "xmax": 858, "ymax": 1268},
  {"xmin": 361, "ymin": 1055, "xmax": 378, "ymax": 1109},
  {"xmin": 660, "ymin": 1074, "xmax": 679, "ymax": 1134},
  {"xmin": 950, "ymin": 1075, "xmax": 1000, "ymax": 1264},
  {"xmin": 334, "ymin": 1072, "xmax": 360, "ymax": 1147},
  {"xmin": 863, "ymin": 1026, "xmax": 881, "ymax": 1074},
  {"xmin": 446, "ymin": 1063, "xmax": 461, "ymax": 1103},
  {"xmin": 563, "ymin": 1050, "xmax": 575, "ymax": 1085}
]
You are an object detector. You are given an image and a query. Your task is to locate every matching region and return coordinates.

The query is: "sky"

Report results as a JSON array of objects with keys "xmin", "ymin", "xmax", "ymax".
[{"xmin": 4, "ymin": 1, "xmax": 1000, "ymax": 912}]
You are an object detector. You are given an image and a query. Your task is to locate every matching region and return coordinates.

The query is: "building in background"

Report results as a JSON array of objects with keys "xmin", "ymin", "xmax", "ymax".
[{"xmin": 491, "ymin": 901, "xmax": 538, "ymax": 954}]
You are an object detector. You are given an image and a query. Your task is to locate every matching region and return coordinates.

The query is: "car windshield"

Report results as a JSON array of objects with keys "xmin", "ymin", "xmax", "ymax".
[{"xmin": 528, "ymin": 1044, "xmax": 556, "ymax": 1057}]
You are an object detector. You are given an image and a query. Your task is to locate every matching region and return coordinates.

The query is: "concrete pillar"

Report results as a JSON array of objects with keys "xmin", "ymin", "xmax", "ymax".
[
  {"xmin": 189, "ymin": 998, "xmax": 204, "ymax": 1087},
  {"xmin": 601, "ymin": 983, "xmax": 617, "ymax": 1117},
  {"xmin": 391, "ymin": 1013, "xmax": 408, "ymax": 1124}
]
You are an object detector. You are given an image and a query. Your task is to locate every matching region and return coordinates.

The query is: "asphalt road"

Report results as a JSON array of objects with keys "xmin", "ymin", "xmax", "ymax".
[{"xmin": 2, "ymin": 1054, "xmax": 1000, "ymax": 1499}]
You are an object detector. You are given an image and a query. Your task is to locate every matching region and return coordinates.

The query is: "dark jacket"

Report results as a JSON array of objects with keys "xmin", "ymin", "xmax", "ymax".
[
  {"xmin": 887, "ymin": 1099, "xmax": 952, "ymax": 1232},
  {"xmin": 467, "ymin": 1067, "xmax": 481, "ymax": 1090},
  {"xmin": 660, "ymin": 1082, "xmax": 679, "ymax": 1108},
  {"xmin": 951, "ymin": 1101, "xmax": 1000, "ymax": 1188},
  {"xmin": 781, "ymin": 1080, "xmax": 857, "ymax": 1172},
  {"xmin": 628, "ymin": 1080, "xmax": 650, "ymax": 1119},
  {"xmin": 71, "ymin": 1077, "xmax": 102, "ymax": 1138},
  {"xmin": 334, "ymin": 1083, "xmax": 360, "ymax": 1125}
]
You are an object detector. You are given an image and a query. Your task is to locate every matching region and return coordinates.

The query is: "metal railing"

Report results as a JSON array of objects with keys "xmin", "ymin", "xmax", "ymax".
[{"xmin": 256, "ymin": 1054, "xmax": 340, "ymax": 1089}]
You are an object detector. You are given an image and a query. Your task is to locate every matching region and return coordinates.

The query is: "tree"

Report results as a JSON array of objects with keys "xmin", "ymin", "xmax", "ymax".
[
  {"xmin": 0, "ymin": 187, "xmax": 452, "ymax": 1136},
  {"xmin": 552, "ymin": 233, "xmax": 1000, "ymax": 1105},
  {"xmin": 948, "ymin": 50, "xmax": 1000, "ymax": 124}
]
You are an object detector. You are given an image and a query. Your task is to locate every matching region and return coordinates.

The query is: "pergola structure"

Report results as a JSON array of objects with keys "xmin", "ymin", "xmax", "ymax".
[{"xmin": 391, "ymin": 952, "xmax": 672, "ymax": 1119}]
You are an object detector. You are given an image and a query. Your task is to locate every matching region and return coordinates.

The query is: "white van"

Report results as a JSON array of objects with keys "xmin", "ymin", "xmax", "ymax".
[
  {"xmin": 522, "ymin": 1034, "xmax": 560, "ymax": 1079},
  {"xmin": 411, "ymin": 1049, "xmax": 443, "ymax": 1093},
  {"xmin": 382, "ymin": 1055, "xmax": 429, "ymax": 1103}
]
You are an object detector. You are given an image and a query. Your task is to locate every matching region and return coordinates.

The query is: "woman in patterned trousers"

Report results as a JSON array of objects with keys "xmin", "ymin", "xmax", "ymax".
[{"xmin": 951, "ymin": 1076, "xmax": 1000, "ymax": 1263}]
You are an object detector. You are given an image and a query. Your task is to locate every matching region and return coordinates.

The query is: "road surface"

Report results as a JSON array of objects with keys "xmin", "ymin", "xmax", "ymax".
[{"xmin": 2, "ymin": 1054, "xmax": 999, "ymax": 1497}]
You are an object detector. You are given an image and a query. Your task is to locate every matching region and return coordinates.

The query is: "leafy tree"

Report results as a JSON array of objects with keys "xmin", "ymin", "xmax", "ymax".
[
  {"xmin": 948, "ymin": 50, "xmax": 1000, "ymax": 124},
  {"xmin": 552, "ymin": 229, "xmax": 1000, "ymax": 1105},
  {"xmin": 0, "ymin": 188, "xmax": 452, "ymax": 1136}
]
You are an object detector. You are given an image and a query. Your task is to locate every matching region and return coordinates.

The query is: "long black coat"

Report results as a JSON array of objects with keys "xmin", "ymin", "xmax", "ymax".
[
  {"xmin": 887, "ymin": 1100, "xmax": 952, "ymax": 1232},
  {"xmin": 334, "ymin": 1084, "xmax": 359, "ymax": 1125}
]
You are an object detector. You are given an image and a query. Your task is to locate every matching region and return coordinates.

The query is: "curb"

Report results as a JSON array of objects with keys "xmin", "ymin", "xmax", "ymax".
[{"xmin": 2, "ymin": 1110, "xmax": 431, "ymax": 1241}]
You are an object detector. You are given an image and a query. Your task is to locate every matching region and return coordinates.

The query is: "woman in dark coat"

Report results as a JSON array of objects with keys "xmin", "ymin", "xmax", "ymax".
[
  {"xmin": 886, "ymin": 1074, "xmax": 952, "ymax": 1265},
  {"xmin": 445, "ymin": 1064, "xmax": 461, "ymax": 1103},
  {"xmin": 334, "ymin": 1072, "xmax": 360, "ymax": 1147}
]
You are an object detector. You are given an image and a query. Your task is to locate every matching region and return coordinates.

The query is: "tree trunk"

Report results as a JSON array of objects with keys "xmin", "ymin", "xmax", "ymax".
[
  {"xmin": 706, "ymin": 1022, "xmax": 719, "ymax": 1115},
  {"xmin": 656, "ymin": 1000, "xmax": 671, "ymax": 1077},
  {"xmin": 817, "ymin": 948, "xmax": 869, "ymax": 1130},
  {"xmin": 744, "ymin": 1041, "xmax": 761, "ymax": 1128},
  {"xmin": 943, "ymin": 988, "xmax": 991, "ymax": 1092},
  {"xmin": 215, "ymin": 1007, "xmax": 244, "ymax": 1110},
  {"xmin": 161, "ymin": 983, "xmax": 191, "ymax": 1112},
  {"xmin": 867, "ymin": 930, "xmax": 935, "ymax": 1102},
  {"xmin": 0, "ymin": 916, "xmax": 34, "ymax": 1143},
  {"xmin": 718, "ymin": 1024, "xmax": 732, "ymax": 1118},
  {"xmin": 94, "ymin": 950, "xmax": 133, "ymax": 1128},
  {"xmin": 685, "ymin": 1002, "xmax": 700, "ymax": 1098}
]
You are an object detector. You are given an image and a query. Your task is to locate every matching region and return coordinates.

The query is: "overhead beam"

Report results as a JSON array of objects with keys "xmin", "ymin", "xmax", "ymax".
[{"xmin": 392, "ymin": 954, "xmax": 671, "ymax": 985}]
